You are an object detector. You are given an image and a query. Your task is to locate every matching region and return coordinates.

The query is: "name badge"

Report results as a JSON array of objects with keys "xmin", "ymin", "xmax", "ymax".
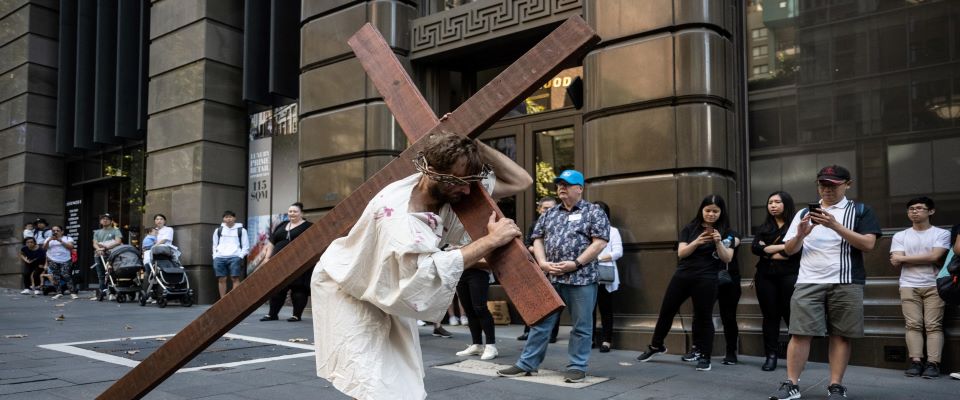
[{"xmin": 567, "ymin": 214, "xmax": 582, "ymax": 222}]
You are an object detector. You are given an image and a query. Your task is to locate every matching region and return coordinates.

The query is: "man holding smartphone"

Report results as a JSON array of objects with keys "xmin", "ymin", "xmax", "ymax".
[{"xmin": 768, "ymin": 165, "xmax": 882, "ymax": 400}]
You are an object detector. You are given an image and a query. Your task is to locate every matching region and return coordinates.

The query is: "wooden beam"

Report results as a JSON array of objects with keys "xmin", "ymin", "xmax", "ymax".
[{"xmin": 98, "ymin": 16, "xmax": 598, "ymax": 400}]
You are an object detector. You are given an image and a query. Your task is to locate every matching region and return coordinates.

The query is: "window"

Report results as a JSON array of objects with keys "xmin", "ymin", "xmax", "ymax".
[
  {"xmin": 752, "ymin": 28, "xmax": 768, "ymax": 39},
  {"xmin": 752, "ymin": 64, "xmax": 770, "ymax": 76},
  {"xmin": 752, "ymin": 45, "xmax": 769, "ymax": 58}
]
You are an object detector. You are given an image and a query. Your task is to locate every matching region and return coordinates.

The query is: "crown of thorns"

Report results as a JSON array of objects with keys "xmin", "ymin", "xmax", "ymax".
[{"xmin": 413, "ymin": 153, "xmax": 491, "ymax": 186}]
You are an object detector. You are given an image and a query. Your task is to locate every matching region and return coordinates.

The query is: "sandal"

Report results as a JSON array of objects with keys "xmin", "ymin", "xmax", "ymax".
[{"xmin": 287, "ymin": 316, "xmax": 301, "ymax": 322}]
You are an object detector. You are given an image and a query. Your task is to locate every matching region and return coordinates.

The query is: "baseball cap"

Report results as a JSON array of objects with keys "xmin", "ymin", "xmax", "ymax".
[
  {"xmin": 553, "ymin": 170, "xmax": 585, "ymax": 186},
  {"xmin": 816, "ymin": 165, "xmax": 851, "ymax": 185},
  {"xmin": 99, "ymin": 213, "xmax": 113, "ymax": 220}
]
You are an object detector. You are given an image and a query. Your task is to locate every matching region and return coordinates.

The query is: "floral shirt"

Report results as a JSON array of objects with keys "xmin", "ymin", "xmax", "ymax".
[{"xmin": 531, "ymin": 199, "xmax": 610, "ymax": 285}]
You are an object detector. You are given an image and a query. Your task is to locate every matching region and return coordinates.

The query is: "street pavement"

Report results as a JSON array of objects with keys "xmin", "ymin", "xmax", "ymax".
[{"xmin": 1, "ymin": 287, "xmax": 957, "ymax": 400}]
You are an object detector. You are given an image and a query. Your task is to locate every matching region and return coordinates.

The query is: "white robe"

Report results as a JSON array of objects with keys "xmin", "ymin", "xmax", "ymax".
[{"xmin": 311, "ymin": 173, "xmax": 493, "ymax": 400}]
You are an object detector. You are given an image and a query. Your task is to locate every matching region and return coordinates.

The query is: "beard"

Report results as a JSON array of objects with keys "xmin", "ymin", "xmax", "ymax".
[{"xmin": 429, "ymin": 183, "xmax": 465, "ymax": 204}]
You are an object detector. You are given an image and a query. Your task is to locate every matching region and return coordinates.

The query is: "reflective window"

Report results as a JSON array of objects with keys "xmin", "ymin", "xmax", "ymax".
[
  {"xmin": 746, "ymin": 0, "xmax": 960, "ymax": 231},
  {"xmin": 482, "ymin": 136, "xmax": 518, "ymax": 221},
  {"xmin": 534, "ymin": 127, "xmax": 574, "ymax": 199},
  {"xmin": 478, "ymin": 66, "xmax": 583, "ymax": 118}
]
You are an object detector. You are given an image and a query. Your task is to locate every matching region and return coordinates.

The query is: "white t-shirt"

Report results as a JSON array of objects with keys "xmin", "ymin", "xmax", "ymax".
[
  {"xmin": 44, "ymin": 236, "xmax": 74, "ymax": 263},
  {"xmin": 890, "ymin": 226, "xmax": 951, "ymax": 288}
]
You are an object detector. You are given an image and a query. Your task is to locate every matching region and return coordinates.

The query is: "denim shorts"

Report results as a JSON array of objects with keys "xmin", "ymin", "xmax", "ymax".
[{"xmin": 213, "ymin": 256, "xmax": 244, "ymax": 277}]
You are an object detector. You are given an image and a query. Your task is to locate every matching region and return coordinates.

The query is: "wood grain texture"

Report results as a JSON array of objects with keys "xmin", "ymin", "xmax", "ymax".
[{"xmin": 99, "ymin": 16, "xmax": 599, "ymax": 400}]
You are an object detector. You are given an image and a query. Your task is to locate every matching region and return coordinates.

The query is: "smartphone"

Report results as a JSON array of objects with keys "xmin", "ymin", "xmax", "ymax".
[
  {"xmin": 807, "ymin": 202, "xmax": 822, "ymax": 224},
  {"xmin": 704, "ymin": 226, "xmax": 715, "ymax": 235}
]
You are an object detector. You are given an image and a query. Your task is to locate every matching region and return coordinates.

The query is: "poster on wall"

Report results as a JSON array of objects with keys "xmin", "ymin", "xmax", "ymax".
[
  {"xmin": 245, "ymin": 103, "xmax": 299, "ymax": 275},
  {"xmin": 65, "ymin": 199, "xmax": 82, "ymax": 242}
]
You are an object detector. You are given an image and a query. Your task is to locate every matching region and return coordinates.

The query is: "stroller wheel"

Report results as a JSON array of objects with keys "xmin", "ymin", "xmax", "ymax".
[
  {"xmin": 157, "ymin": 296, "xmax": 167, "ymax": 308},
  {"xmin": 139, "ymin": 292, "xmax": 147, "ymax": 306},
  {"xmin": 116, "ymin": 294, "xmax": 126, "ymax": 304},
  {"xmin": 181, "ymin": 291, "xmax": 193, "ymax": 307}
]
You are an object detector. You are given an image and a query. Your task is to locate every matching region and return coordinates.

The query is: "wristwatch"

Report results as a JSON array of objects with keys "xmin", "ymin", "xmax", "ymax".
[{"xmin": 573, "ymin": 260, "xmax": 583, "ymax": 270}]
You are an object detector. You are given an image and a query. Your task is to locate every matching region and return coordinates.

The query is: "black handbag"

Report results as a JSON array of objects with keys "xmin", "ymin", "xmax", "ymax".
[
  {"xmin": 718, "ymin": 266, "xmax": 733, "ymax": 286},
  {"xmin": 937, "ymin": 249, "xmax": 960, "ymax": 306}
]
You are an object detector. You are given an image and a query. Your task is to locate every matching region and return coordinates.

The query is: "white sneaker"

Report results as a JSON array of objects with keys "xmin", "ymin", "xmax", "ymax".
[
  {"xmin": 70, "ymin": 294, "xmax": 79, "ymax": 300},
  {"xmin": 89, "ymin": 295, "xmax": 98, "ymax": 301},
  {"xmin": 64, "ymin": 290, "xmax": 71, "ymax": 295},
  {"xmin": 33, "ymin": 290, "xmax": 40, "ymax": 295},
  {"xmin": 20, "ymin": 289, "xmax": 31, "ymax": 294},
  {"xmin": 460, "ymin": 315, "xmax": 468, "ymax": 325},
  {"xmin": 950, "ymin": 372, "xmax": 960, "ymax": 380},
  {"xmin": 456, "ymin": 344, "xmax": 484, "ymax": 356},
  {"xmin": 481, "ymin": 344, "xmax": 498, "ymax": 360},
  {"xmin": 52, "ymin": 294, "xmax": 63, "ymax": 300},
  {"xmin": 448, "ymin": 316, "xmax": 460, "ymax": 326},
  {"xmin": 416, "ymin": 320, "xmax": 426, "ymax": 326},
  {"xmin": 108, "ymin": 294, "xmax": 116, "ymax": 301}
]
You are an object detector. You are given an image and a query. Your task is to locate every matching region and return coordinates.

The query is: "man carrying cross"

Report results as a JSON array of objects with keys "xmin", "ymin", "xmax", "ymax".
[{"xmin": 310, "ymin": 132, "xmax": 532, "ymax": 400}]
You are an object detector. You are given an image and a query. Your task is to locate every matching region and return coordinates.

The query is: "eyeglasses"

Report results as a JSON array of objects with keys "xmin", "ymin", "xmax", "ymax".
[
  {"xmin": 413, "ymin": 154, "xmax": 491, "ymax": 186},
  {"xmin": 907, "ymin": 207, "xmax": 930, "ymax": 213}
]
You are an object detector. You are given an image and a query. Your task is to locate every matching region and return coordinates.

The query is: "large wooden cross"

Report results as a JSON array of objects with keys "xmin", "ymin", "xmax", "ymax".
[{"xmin": 99, "ymin": 16, "xmax": 598, "ymax": 399}]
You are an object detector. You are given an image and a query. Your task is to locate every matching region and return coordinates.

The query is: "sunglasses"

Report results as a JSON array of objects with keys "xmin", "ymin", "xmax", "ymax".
[{"xmin": 413, "ymin": 154, "xmax": 491, "ymax": 186}]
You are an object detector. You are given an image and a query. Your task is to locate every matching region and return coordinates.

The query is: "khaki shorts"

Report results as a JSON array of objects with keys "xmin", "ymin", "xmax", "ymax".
[{"xmin": 789, "ymin": 283, "xmax": 864, "ymax": 338}]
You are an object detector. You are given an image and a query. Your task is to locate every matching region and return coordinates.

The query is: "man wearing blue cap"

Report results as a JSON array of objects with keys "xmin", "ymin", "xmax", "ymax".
[{"xmin": 498, "ymin": 169, "xmax": 610, "ymax": 383}]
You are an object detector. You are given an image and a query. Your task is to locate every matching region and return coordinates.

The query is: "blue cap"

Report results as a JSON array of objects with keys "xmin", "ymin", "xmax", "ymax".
[{"xmin": 553, "ymin": 169, "xmax": 584, "ymax": 186}]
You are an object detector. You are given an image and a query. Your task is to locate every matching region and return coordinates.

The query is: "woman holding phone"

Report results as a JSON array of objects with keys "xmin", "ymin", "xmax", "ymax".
[
  {"xmin": 636, "ymin": 195, "xmax": 737, "ymax": 371},
  {"xmin": 751, "ymin": 191, "xmax": 800, "ymax": 371}
]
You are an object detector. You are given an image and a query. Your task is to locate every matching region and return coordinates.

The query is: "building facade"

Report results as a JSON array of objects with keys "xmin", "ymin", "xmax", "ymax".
[{"xmin": 0, "ymin": 0, "xmax": 957, "ymax": 370}]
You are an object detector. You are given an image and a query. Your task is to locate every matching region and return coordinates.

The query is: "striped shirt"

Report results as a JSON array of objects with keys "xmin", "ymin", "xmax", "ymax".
[{"xmin": 784, "ymin": 197, "xmax": 882, "ymax": 285}]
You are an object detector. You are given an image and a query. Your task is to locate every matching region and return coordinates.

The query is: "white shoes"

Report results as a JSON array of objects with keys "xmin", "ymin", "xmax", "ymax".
[
  {"xmin": 448, "ymin": 316, "xmax": 460, "ymax": 326},
  {"xmin": 480, "ymin": 344, "xmax": 498, "ymax": 360},
  {"xmin": 951, "ymin": 372, "xmax": 960, "ymax": 380},
  {"xmin": 108, "ymin": 294, "xmax": 116, "ymax": 301},
  {"xmin": 33, "ymin": 290, "xmax": 40, "ymax": 295},
  {"xmin": 70, "ymin": 294, "xmax": 79, "ymax": 300},
  {"xmin": 416, "ymin": 320, "xmax": 427, "ymax": 326},
  {"xmin": 460, "ymin": 316, "xmax": 469, "ymax": 325},
  {"xmin": 20, "ymin": 289, "xmax": 31, "ymax": 294},
  {"xmin": 52, "ymin": 294, "xmax": 63, "ymax": 300},
  {"xmin": 456, "ymin": 344, "xmax": 484, "ymax": 356}
]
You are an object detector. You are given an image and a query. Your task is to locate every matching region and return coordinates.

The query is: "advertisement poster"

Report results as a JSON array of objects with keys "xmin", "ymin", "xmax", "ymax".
[
  {"xmin": 64, "ymin": 199, "xmax": 82, "ymax": 242},
  {"xmin": 247, "ymin": 136, "xmax": 272, "ymax": 275}
]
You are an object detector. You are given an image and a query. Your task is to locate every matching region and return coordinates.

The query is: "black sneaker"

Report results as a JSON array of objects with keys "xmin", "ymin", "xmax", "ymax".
[
  {"xmin": 517, "ymin": 333, "xmax": 528, "ymax": 340},
  {"xmin": 769, "ymin": 380, "xmax": 800, "ymax": 400},
  {"xmin": 497, "ymin": 365, "xmax": 532, "ymax": 377},
  {"xmin": 695, "ymin": 358, "xmax": 711, "ymax": 371},
  {"xmin": 637, "ymin": 345, "xmax": 667, "ymax": 362},
  {"xmin": 562, "ymin": 369, "xmax": 586, "ymax": 383},
  {"xmin": 681, "ymin": 349, "xmax": 701, "ymax": 362},
  {"xmin": 722, "ymin": 353, "xmax": 738, "ymax": 365},
  {"xmin": 432, "ymin": 326, "xmax": 453, "ymax": 338},
  {"xmin": 826, "ymin": 383, "xmax": 847, "ymax": 399},
  {"xmin": 922, "ymin": 362, "xmax": 940, "ymax": 379},
  {"xmin": 905, "ymin": 360, "xmax": 924, "ymax": 377},
  {"xmin": 761, "ymin": 354, "xmax": 778, "ymax": 371}
]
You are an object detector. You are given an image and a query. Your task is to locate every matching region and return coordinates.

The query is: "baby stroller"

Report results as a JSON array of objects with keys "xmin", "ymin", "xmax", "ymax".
[
  {"xmin": 97, "ymin": 245, "xmax": 144, "ymax": 303},
  {"xmin": 139, "ymin": 244, "xmax": 193, "ymax": 307}
]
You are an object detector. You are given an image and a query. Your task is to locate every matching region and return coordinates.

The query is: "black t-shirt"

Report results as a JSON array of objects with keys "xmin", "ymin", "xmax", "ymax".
[
  {"xmin": 270, "ymin": 220, "xmax": 314, "ymax": 287},
  {"xmin": 20, "ymin": 246, "xmax": 45, "ymax": 269},
  {"xmin": 751, "ymin": 222, "xmax": 800, "ymax": 276},
  {"xmin": 676, "ymin": 224, "xmax": 740, "ymax": 279},
  {"xmin": 951, "ymin": 224, "xmax": 960, "ymax": 251}
]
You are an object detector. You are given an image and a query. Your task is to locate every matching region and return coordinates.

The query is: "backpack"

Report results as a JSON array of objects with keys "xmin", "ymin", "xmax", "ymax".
[
  {"xmin": 799, "ymin": 201, "xmax": 865, "ymax": 229},
  {"xmin": 216, "ymin": 226, "xmax": 246, "ymax": 246},
  {"xmin": 937, "ymin": 249, "xmax": 960, "ymax": 306}
]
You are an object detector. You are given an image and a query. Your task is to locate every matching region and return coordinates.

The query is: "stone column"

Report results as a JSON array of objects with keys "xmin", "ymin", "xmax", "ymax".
[
  {"xmin": 145, "ymin": 0, "xmax": 246, "ymax": 304},
  {"xmin": 0, "ymin": 0, "xmax": 62, "ymax": 287},
  {"xmin": 582, "ymin": 0, "xmax": 744, "ymax": 355},
  {"xmin": 298, "ymin": 1, "xmax": 414, "ymax": 213}
]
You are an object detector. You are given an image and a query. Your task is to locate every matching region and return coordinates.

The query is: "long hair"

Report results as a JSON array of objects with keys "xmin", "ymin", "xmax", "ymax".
[
  {"xmin": 687, "ymin": 194, "xmax": 729, "ymax": 234},
  {"xmin": 759, "ymin": 191, "xmax": 795, "ymax": 234}
]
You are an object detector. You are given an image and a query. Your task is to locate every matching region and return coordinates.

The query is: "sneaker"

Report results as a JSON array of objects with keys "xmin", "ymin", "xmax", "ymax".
[
  {"xmin": 548, "ymin": 337, "xmax": 558, "ymax": 344},
  {"xmin": 52, "ymin": 293, "xmax": 63, "ymax": 300},
  {"xmin": 497, "ymin": 365, "xmax": 531, "ymax": 377},
  {"xmin": 761, "ymin": 354, "xmax": 778, "ymax": 371},
  {"xmin": 108, "ymin": 294, "xmax": 116, "ymax": 301},
  {"xmin": 922, "ymin": 362, "xmax": 940, "ymax": 379},
  {"xmin": 432, "ymin": 326, "xmax": 452, "ymax": 338},
  {"xmin": 448, "ymin": 316, "xmax": 460, "ymax": 326},
  {"xmin": 63, "ymin": 290, "xmax": 71, "ymax": 295},
  {"xmin": 905, "ymin": 360, "xmax": 924, "ymax": 377},
  {"xmin": 826, "ymin": 383, "xmax": 847, "ymax": 399},
  {"xmin": 637, "ymin": 345, "xmax": 667, "ymax": 362},
  {"xmin": 562, "ymin": 369, "xmax": 586, "ymax": 383},
  {"xmin": 769, "ymin": 380, "xmax": 801, "ymax": 400},
  {"xmin": 89, "ymin": 295, "xmax": 98, "ymax": 301},
  {"xmin": 459, "ymin": 315, "xmax": 468, "ymax": 325},
  {"xmin": 681, "ymin": 349, "xmax": 702, "ymax": 362},
  {"xmin": 950, "ymin": 371, "xmax": 960, "ymax": 380},
  {"xmin": 416, "ymin": 320, "xmax": 427, "ymax": 326},
  {"xmin": 456, "ymin": 344, "xmax": 484, "ymax": 356},
  {"xmin": 599, "ymin": 342, "xmax": 611, "ymax": 353},
  {"xmin": 722, "ymin": 353, "xmax": 738, "ymax": 365},
  {"xmin": 20, "ymin": 288, "xmax": 31, "ymax": 294},
  {"xmin": 696, "ymin": 358, "xmax": 712, "ymax": 371},
  {"xmin": 516, "ymin": 332, "xmax": 528, "ymax": 340},
  {"xmin": 33, "ymin": 290, "xmax": 40, "ymax": 295},
  {"xmin": 70, "ymin": 294, "xmax": 79, "ymax": 300},
  {"xmin": 480, "ymin": 344, "xmax": 498, "ymax": 360}
]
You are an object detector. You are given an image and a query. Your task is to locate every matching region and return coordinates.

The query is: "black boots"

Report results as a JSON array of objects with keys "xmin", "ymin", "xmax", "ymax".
[{"xmin": 762, "ymin": 354, "xmax": 778, "ymax": 371}]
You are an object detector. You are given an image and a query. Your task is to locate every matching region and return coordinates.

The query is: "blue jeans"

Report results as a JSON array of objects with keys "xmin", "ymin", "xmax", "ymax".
[
  {"xmin": 516, "ymin": 282, "xmax": 597, "ymax": 372},
  {"xmin": 213, "ymin": 256, "xmax": 244, "ymax": 277},
  {"xmin": 94, "ymin": 257, "xmax": 106, "ymax": 291}
]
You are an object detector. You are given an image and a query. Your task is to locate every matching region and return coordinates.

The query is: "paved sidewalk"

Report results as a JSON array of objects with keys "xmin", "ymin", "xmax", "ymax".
[{"xmin": 0, "ymin": 288, "xmax": 956, "ymax": 399}]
